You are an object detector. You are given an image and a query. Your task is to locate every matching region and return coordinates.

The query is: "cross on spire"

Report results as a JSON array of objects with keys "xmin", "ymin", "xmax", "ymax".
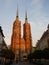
[
  {"xmin": 25, "ymin": 11, "xmax": 28, "ymax": 21},
  {"xmin": 16, "ymin": 7, "xmax": 19, "ymax": 18},
  {"xmin": 25, "ymin": 10, "xmax": 28, "ymax": 23}
]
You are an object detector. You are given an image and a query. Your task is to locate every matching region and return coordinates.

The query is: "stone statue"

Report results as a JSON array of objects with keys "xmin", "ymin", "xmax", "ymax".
[{"xmin": 0, "ymin": 26, "xmax": 4, "ymax": 37}]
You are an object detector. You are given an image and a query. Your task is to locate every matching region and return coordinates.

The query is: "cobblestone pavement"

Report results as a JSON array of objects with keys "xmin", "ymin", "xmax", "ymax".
[
  {"xmin": 18, "ymin": 61, "xmax": 36, "ymax": 65},
  {"xmin": 17, "ymin": 61, "xmax": 49, "ymax": 65}
]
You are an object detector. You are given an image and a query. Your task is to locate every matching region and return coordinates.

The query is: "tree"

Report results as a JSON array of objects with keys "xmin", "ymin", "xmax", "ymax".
[
  {"xmin": 27, "ymin": 53, "xmax": 33, "ymax": 62},
  {"xmin": 32, "ymin": 50, "xmax": 42, "ymax": 59},
  {"xmin": 1, "ymin": 49, "xmax": 15, "ymax": 59},
  {"xmin": 27, "ymin": 50, "xmax": 42, "ymax": 60},
  {"xmin": 43, "ymin": 48, "xmax": 49, "ymax": 59}
]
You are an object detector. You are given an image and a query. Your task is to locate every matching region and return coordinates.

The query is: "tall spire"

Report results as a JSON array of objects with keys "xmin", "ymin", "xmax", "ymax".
[
  {"xmin": 25, "ymin": 11, "xmax": 28, "ymax": 22},
  {"xmin": 16, "ymin": 7, "xmax": 19, "ymax": 18}
]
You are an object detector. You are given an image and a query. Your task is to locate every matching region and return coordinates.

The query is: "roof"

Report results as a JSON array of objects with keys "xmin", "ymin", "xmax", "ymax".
[
  {"xmin": 41, "ymin": 30, "xmax": 49, "ymax": 40},
  {"xmin": 39, "ymin": 24, "xmax": 49, "ymax": 41},
  {"xmin": 36, "ymin": 24, "xmax": 49, "ymax": 47}
]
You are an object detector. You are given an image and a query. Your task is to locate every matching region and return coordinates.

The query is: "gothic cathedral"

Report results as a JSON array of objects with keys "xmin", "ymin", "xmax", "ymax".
[{"xmin": 11, "ymin": 8, "xmax": 32, "ymax": 61}]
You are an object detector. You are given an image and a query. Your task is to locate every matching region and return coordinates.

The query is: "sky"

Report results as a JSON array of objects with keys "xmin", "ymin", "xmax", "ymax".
[{"xmin": 0, "ymin": 0, "xmax": 49, "ymax": 46}]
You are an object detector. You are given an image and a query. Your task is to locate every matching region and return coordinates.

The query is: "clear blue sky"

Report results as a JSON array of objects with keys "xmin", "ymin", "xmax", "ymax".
[{"xmin": 0, "ymin": 0, "xmax": 49, "ymax": 46}]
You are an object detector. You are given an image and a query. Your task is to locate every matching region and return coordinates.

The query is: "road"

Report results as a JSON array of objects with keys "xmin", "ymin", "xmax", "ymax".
[
  {"xmin": 11, "ymin": 61, "xmax": 36, "ymax": 65},
  {"xmin": 17, "ymin": 61, "xmax": 36, "ymax": 65},
  {"xmin": 13, "ymin": 61, "xmax": 49, "ymax": 65}
]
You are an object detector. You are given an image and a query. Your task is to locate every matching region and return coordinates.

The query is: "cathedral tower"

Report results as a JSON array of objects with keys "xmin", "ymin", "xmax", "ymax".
[
  {"xmin": 11, "ymin": 8, "xmax": 21, "ymax": 60},
  {"xmin": 23, "ymin": 11, "xmax": 32, "ymax": 54},
  {"xmin": 11, "ymin": 10, "xmax": 32, "ymax": 61}
]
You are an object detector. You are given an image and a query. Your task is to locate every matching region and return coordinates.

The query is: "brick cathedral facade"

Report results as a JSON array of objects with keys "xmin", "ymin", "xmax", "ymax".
[{"xmin": 11, "ymin": 8, "xmax": 32, "ymax": 61}]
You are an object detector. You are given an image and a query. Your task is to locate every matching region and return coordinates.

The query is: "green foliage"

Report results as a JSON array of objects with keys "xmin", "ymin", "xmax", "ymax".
[
  {"xmin": 27, "ymin": 53, "xmax": 33, "ymax": 60},
  {"xmin": 1, "ymin": 49, "xmax": 15, "ymax": 59},
  {"xmin": 27, "ymin": 50, "xmax": 42, "ymax": 60},
  {"xmin": 32, "ymin": 50, "xmax": 42, "ymax": 59},
  {"xmin": 42, "ymin": 48, "xmax": 49, "ymax": 59},
  {"xmin": 27, "ymin": 48, "xmax": 49, "ymax": 60}
]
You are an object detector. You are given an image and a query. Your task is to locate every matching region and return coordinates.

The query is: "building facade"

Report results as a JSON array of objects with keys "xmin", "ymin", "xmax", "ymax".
[
  {"xmin": 36, "ymin": 24, "xmax": 49, "ymax": 50},
  {"xmin": 0, "ymin": 26, "xmax": 8, "ymax": 62},
  {"xmin": 0, "ymin": 26, "xmax": 8, "ymax": 51},
  {"xmin": 11, "ymin": 9, "xmax": 32, "ymax": 61}
]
